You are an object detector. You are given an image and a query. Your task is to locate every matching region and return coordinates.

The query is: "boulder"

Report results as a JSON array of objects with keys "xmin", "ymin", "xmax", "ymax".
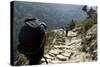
[
  {"xmin": 50, "ymin": 60, "xmax": 62, "ymax": 64},
  {"xmin": 56, "ymin": 55, "xmax": 67, "ymax": 61},
  {"xmin": 62, "ymin": 52, "xmax": 71, "ymax": 57},
  {"xmin": 67, "ymin": 31, "xmax": 77, "ymax": 37},
  {"xmin": 49, "ymin": 50, "xmax": 59, "ymax": 55},
  {"xmin": 51, "ymin": 29, "xmax": 66, "ymax": 37},
  {"xmin": 48, "ymin": 52, "xmax": 56, "ymax": 57},
  {"xmin": 44, "ymin": 54, "xmax": 52, "ymax": 59}
]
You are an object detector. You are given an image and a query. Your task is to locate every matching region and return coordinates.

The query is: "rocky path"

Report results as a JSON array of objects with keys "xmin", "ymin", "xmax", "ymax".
[{"xmin": 41, "ymin": 31, "xmax": 92, "ymax": 64}]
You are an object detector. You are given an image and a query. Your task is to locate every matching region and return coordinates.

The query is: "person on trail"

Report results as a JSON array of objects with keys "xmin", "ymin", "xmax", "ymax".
[
  {"xmin": 65, "ymin": 24, "xmax": 70, "ymax": 37},
  {"xmin": 17, "ymin": 17, "xmax": 47, "ymax": 65}
]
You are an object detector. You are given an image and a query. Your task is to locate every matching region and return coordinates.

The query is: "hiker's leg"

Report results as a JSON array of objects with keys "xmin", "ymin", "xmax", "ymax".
[{"xmin": 66, "ymin": 30, "xmax": 68, "ymax": 37}]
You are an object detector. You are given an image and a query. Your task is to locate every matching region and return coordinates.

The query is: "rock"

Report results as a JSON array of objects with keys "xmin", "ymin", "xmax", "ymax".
[
  {"xmin": 71, "ymin": 37, "xmax": 78, "ymax": 40},
  {"xmin": 70, "ymin": 52, "xmax": 92, "ymax": 62},
  {"xmin": 54, "ymin": 45, "xmax": 67, "ymax": 48},
  {"xmin": 57, "ymin": 42, "xmax": 63, "ymax": 44},
  {"xmin": 50, "ymin": 60, "xmax": 62, "ymax": 64},
  {"xmin": 41, "ymin": 58, "xmax": 51, "ymax": 64},
  {"xmin": 85, "ymin": 24, "xmax": 97, "ymax": 40},
  {"xmin": 14, "ymin": 52, "xmax": 29, "ymax": 65},
  {"xmin": 62, "ymin": 52, "xmax": 71, "ymax": 57},
  {"xmin": 48, "ymin": 52, "xmax": 55, "ymax": 57},
  {"xmin": 46, "ymin": 59, "xmax": 51, "ymax": 62},
  {"xmin": 56, "ymin": 39, "xmax": 62, "ymax": 42},
  {"xmin": 56, "ymin": 55, "xmax": 67, "ymax": 61},
  {"xmin": 72, "ymin": 26, "xmax": 82, "ymax": 32},
  {"xmin": 51, "ymin": 29, "xmax": 66, "ymax": 37},
  {"xmin": 54, "ymin": 45, "xmax": 72, "ymax": 50},
  {"xmin": 55, "ymin": 50, "xmax": 62, "ymax": 53},
  {"xmin": 41, "ymin": 58, "xmax": 46, "ymax": 62},
  {"xmin": 44, "ymin": 54, "xmax": 52, "ymax": 59},
  {"xmin": 49, "ymin": 50, "xmax": 59, "ymax": 55},
  {"xmin": 68, "ymin": 31, "xmax": 77, "ymax": 37},
  {"xmin": 66, "ymin": 39, "xmax": 82, "ymax": 46}
]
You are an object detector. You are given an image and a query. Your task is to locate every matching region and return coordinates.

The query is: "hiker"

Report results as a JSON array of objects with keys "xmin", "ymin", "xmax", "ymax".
[
  {"xmin": 65, "ymin": 24, "xmax": 70, "ymax": 37},
  {"xmin": 17, "ymin": 17, "xmax": 47, "ymax": 65}
]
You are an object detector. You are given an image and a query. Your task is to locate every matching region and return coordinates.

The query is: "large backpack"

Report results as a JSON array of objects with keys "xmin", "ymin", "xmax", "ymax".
[{"xmin": 17, "ymin": 17, "xmax": 47, "ymax": 65}]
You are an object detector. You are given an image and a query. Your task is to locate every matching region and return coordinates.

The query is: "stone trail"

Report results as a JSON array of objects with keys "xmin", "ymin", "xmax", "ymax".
[{"xmin": 41, "ymin": 31, "xmax": 92, "ymax": 64}]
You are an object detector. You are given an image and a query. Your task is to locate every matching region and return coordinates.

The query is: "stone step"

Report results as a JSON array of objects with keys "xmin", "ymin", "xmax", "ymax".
[{"xmin": 56, "ymin": 55, "xmax": 68, "ymax": 61}]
